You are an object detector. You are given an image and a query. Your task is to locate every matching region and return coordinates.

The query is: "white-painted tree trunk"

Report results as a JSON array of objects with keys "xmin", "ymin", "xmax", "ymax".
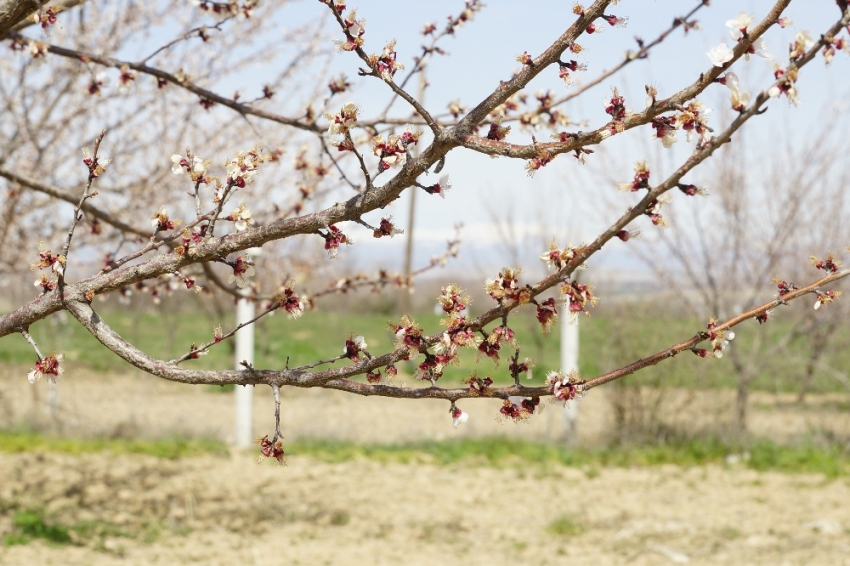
[
  {"xmin": 561, "ymin": 314, "xmax": 579, "ymax": 435},
  {"xmin": 234, "ymin": 292, "xmax": 255, "ymax": 448}
]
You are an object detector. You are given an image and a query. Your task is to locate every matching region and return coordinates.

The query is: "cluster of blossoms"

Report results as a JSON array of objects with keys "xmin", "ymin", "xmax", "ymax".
[
  {"xmin": 390, "ymin": 315, "xmax": 424, "ymax": 360},
  {"xmin": 772, "ymin": 277, "xmax": 798, "ymax": 298},
  {"xmin": 150, "ymin": 206, "xmax": 181, "ymax": 232},
  {"xmin": 476, "ymin": 337, "xmax": 500, "ymax": 364},
  {"xmin": 465, "ymin": 373, "xmax": 493, "ymax": 396},
  {"xmin": 425, "ymin": 286, "xmax": 476, "ymax": 378},
  {"xmin": 540, "ymin": 240, "xmax": 580, "ymax": 271},
  {"xmin": 809, "ymin": 253, "xmax": 841, "ymax": 273},
  {"xmin": 485, "ymin": 268, "xmax": 531, "ymax": 305},
  {"xmin": 558, "ymin": 59, "xmax": 587, "ymax": 87},
  {"xmin": 272, "ymin": 285, "xmax": 305, "ymax": 319},
  {"xmin": 814, "ymin": 290, "xmax": 842, "ymax": 310},
  {"xmin": 509, "ymin": 356, "xmax": 535, "ymax": 381},
  {"xmin": 617, "ymin": 161, "xmax": 651, "ymax": 192},
  {"xmin": 343, "ymin": 335, "xmax": 368, "ymax": 361},
  {"xmin": 644, "ymin": 195, "xmax": 672, "ymax": 227},
  {"xmin": 31, "ymin": 6, "xmax": 60, "ymax": 30},
  {"xmin": 25, "ymin": 39, "xmax": 49, "ymax": 58},
  {"xmin": 371, "ymin": 126, "xmax": 422, "ymax": 171},
  {"xmin": 789, "ymin": 30, "xmax": 814, "ymax": 61},
  {"xmin": 604, "ymin": 87, "xmax": 628, "ymax": 134},
  {"xmin": 718, "ymin": 72, "xmax": 751, "ymax": 113},
  {"xmin": 547, "ymin": 370, "xmax": 584, "ymax": 406},
  {"xmin": 171, "ymin": 152, "xmax": 210, "ymax": 183},
  {"xmin": 438, "ymin": 283, "xmax": 468, "ymax": 314},
  {"xmin": 822, "ymin": 36, "xmax": 850, "ymax": 64},
  {"xmin": 174, "ymin": 226, "xmax": 207, "ymax": 257},
  {"xmin": 675, "ymin": 100, "xmax": 711, "ymax": 144},
  {"xmin": 650, "ymin": 101, "xmax": 711, "ymax": 149},
  {"xmin": 325, "ymin": 102, "xmax": 359, "ymax": 136},
  {"xmin": 82, "ymin": 147, "xmax": 110, "ymax": 179},
  {"xmin": 519, "ymin": 90, "xmax": 574, "ymax": 131},
  {"xmin": 27, "ymin": 353, "xmax": 64, "ymax": 384},
  {"xmin": 255, "ymin": 435, "xmax": 285, "ymax": 465},
  {"xmin": 485, "ymin": 116, "xmax": 511, "ymax": 141},
  {"xmin": 706, "ymin": 12, "xmax": 768, "ymax": 67},
  {"xmin": 226, "ymin": 148, "xmax": 265, "ymax": 188},
  {"xmin": 368, "ymin": 40, "xmax": 404, "ymax": 80},
  {"xmin": 226, "ymin": 202, "xmax": 253, "ymax": 231},
  {"xmin": 227, "ymin": 255, "xmax": 255, "ymax": 288},
  {"xmin": 650, "ymin": 115, "xmax": 678, "ymax": 148},
  {"xmin": 497, "ymin": 397, "xmax": 541, "ymax": 423},
  {"xmin": 332, "ymin": 9, "xmax": 366, "ymax": 52},
  {"xmin": 561, "ymin": 280, "xmax": 598, "ymax": 317},
  {"xmin": 34, "ymin": 274, "xmax": 56, "ymax": 293},
  {"xmin": 535, "ymin": 297, "xmax": 558, "ymax": 334},
  {"xmin": 434, "ymin": 317, "xmax": 481, "ymax": 369},
  {"xmin": 372, "ymin": 217, "xmax": 403, "ymax": 238},
  {"xmin": 323, "ymin": 225, "xmax": 351, "ymax": 258},
  {"xmin": 31, "ymin": 242, "xmax": 65, "ymax": 278},
  {"xmin": 416, "ymin": 352, "xmax": 450, "ymax": 381},
  {"xmin": 476, "ymin": 325, "xmax": 516, "ymax": 365},
  {"xmin": 693, "ymin": 318, "xmax": 735, "ymax": 359},
  {"xmin": 768, "ymin": 63, "xmax": 800, "ymax": 105}
]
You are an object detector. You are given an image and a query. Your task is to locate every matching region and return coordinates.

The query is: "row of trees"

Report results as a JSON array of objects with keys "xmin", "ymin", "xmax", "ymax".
[{"xmin": 1, "ymin": 0, "xmax": 849, "ymax": 460}]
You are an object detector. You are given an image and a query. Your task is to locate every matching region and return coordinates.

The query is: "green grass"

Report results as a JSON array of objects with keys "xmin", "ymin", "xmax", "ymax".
[
  {"xmin": 4, "ymin": 510, "xmax": 72, "ymax": 546},
  {"xmin": 547, "ymin": 515, "xmax": 584, "ymax": 537},
  {"xmin": 0, "ymin": 429, "xmax": 229, "ymax": 459},
  {"xmin": 287, "ymin": 436, "xmax": 850, "ymax": 477},
  {"xmin": 3, "ymin": 304, "xmax": 850, "ymax": 394},
  {"xmin": 2, "ymin": 509, "xmax": 139, "ymax": 548},
  {"xmin": 0, "ymin": 429, "xmax": 846, "ymax": 477}
]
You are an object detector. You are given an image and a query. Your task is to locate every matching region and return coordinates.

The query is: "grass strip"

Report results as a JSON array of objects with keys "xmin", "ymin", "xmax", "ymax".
[
  {"xmin": 288, "ymin": 436, "xmax": 850, "ymax": 477},
  {"xmin": 0, "ymin": 430, "xmax": 229, "ymax": 459}
]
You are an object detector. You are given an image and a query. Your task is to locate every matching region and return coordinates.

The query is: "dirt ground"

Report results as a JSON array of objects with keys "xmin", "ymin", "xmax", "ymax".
[{"xmin": 1, "ymin": 367, "xmax": 849, "ymax": 565}]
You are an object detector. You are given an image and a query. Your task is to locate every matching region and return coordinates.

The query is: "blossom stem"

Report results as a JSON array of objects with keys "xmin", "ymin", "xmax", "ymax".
[{"xmin": 19, "ymin": 328, "xmax": 44, "ymax": 361}]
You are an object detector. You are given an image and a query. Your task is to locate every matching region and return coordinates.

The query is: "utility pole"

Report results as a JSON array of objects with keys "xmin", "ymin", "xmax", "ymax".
[{"xmin": 399, "ymin": 67, "xmax": 427, "ymax": 314}]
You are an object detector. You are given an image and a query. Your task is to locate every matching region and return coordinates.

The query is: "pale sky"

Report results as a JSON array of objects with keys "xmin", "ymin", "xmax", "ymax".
[{"xmin": 257, "ymin": 0, "xmax": 848, "ymax": 276}]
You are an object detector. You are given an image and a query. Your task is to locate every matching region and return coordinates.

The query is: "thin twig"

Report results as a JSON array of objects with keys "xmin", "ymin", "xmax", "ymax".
[{"xmin": 58, "ymin": 129, "xmax": 107, "ymax": 288}]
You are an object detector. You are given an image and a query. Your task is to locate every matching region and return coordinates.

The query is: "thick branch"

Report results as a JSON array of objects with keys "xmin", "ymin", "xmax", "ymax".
[{"xmin": 0, "ymin": 0, "xmax": 36, "ymax": 35}]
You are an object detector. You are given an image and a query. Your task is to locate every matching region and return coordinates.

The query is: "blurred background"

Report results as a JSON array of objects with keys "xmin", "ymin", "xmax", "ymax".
[{"xmin": 2, "ymin": 0, "xmax": 850, "ymax": 564}]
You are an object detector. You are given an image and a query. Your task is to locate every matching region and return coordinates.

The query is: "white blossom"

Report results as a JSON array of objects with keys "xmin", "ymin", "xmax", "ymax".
[{"xmin": 707, "ymin": 44, "xmax": 734, "ymax": 67}]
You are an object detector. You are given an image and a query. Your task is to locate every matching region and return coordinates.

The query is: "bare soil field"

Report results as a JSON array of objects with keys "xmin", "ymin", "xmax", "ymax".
[
  {"xmin": 1, "ymin": 367, "xmax": 849, "ymax": 564},
  {"xmin": 2, "ymin": 452, "xmax": 850, "ymax": 565}
]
